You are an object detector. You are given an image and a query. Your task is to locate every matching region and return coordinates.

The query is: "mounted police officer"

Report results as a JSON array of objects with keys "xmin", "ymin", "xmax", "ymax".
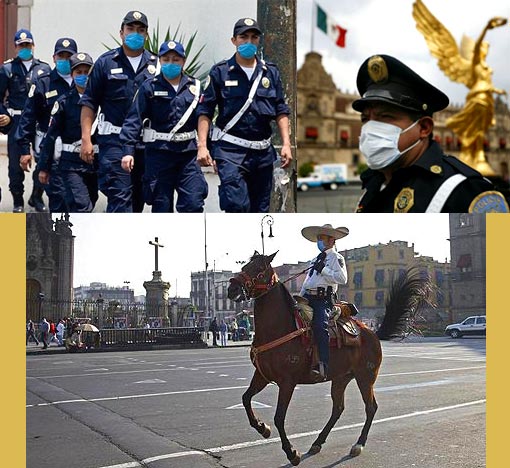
[
  {"xmin": 120, "ymin": 40, "xmax": 207, "ymax": 212},
  {"xmin": 16, "ymin": 36, "xmax": 78, "ymax": 213},
  {"xmin": 38, "ymin": 52, "xmax": 98, "ymax": 212},
  {"xmin": 0, "ymin": 29, "xmax": 50, "ymax": 212},
  {"xmin": 300, "ymin": 224, "xmax": 349, "ymax": 381},
  {"xmin": 353, "ymin": 54, "xmax": 509, "ymax": 213},
  {"xmin": 80, "ymin": 10, "xmax": 158, "ymax": 213},
  {"xmin": 197, "ymin": 17, "xmax": 292, "ymax": 213}
]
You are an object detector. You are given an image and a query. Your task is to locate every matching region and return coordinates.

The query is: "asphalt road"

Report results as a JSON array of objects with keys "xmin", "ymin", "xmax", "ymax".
[
  {"xmin": 297, "ymin": 184, "xmax": 364, "ymax": 213},
  {"xmin": 26, "ymin": 337, "xmax": 486, "ymax": 468}
]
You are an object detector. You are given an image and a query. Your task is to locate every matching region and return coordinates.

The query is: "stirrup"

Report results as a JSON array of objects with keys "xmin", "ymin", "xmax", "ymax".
[{"xmin": 311, "ymin": 362, "xmax": 327, "ymax": 381}]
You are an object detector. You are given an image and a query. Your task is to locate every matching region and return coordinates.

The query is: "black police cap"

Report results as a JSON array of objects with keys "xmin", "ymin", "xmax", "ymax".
[
  {"xmin": 233, "ymin": 18, "xmax": 262, "ymax": 36},
  {"xmin": 70, "ymin": 52, "xmax": 93, "ymax": 70},
  {"xmin": 352, "ymin": 54, "xmax": 449, "ymax": 115},
  {"xmin": 122, "ymin": 10, "xmax": 148, "ymax": 27}
]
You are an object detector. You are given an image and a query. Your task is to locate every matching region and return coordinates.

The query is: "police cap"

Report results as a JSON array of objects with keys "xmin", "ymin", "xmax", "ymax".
[
  {"xmin": 233, "ymin": 18, "xmax": 262, "ymax": 36},
  {"xmin": 54, "ymin": 37, "xmax": 78, "ymax": 55},
  {"xmin": 14, "ymin": 29, "xmax": 34, "ymax": 45},
  {"xmin": 352, "ymin": 54, "xmax": 449, "ymax": 115},
  {"xmin": 158, "ymin": 41, "xmax": 186, "ymax": 58},
  {"xmin": 122, "ymin": 10, "xmax": 149, "ymax": 27},
  {"xmin": 70, "ymin": 52, "xmax": 93, "ymax": 70}
]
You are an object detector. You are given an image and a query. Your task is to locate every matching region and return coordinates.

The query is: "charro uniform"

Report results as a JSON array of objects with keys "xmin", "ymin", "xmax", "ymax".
[
  {"xmin": 79, "ymin": 11, "xmax": 157, "ymax": 213},
  {"xmin": 197, "ymin": 18, "xmax": 290, "ymax": 213},
  {"xmin": 38, "ymin": 53, "xmax": 98, "ymax": 212},
  {"xmin": 353, "ymin": 54, "xmax": 509, "ymax": 213},
  {"xmin": 0, "ymin": 29, "xmax": 50, "ymax": 212},
  {"xmin": 16, "ymin": 37, "xmax": 78, "ymax": 213},
  {"xmin": 120, "ymin": 41, "xmax": 207, "ymax": 212},
  {"xmin": 300, "ymin": 224, "xmax": 349, "ymax": 380}
]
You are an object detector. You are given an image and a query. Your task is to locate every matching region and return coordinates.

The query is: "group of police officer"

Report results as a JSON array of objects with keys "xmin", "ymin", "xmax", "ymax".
[{"xmin": 0, "ymin": 11, "xmax": 292, "ymax": 213}]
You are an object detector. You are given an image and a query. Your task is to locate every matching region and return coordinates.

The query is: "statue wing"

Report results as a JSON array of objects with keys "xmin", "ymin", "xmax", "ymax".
[{"xmin": 412, "ymin": 0, "xmax": 473, "ymax": 86}]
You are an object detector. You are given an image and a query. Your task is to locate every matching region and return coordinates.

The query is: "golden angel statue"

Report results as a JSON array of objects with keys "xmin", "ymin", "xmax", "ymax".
[{"xmin": 412, "ymin": 0, "xmax": 507, "ymax": 176}]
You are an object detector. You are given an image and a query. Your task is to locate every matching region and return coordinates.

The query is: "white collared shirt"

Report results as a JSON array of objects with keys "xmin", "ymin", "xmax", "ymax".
[{"xmin": 300, "ymin": 248, "xmax": 347, "ymax": 295}]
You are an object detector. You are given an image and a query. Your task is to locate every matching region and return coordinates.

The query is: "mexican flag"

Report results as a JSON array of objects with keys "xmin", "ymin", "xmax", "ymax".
[{"xmin": 316, "ymin": 4, "xmax": 347, "ymax": 48}]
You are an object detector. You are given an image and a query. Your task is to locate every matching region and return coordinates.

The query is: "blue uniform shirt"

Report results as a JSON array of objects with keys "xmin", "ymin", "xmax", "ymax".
[
  {"xmin": 79, "ymin": 47, "xmax": 158, "ymax": 146},
  {"xmin": 38, "ymin": 87, "xmax": 95, "ymax": 173},
  {"xmin": 15, "ymin": 68, "xmax": 72, "ymax": 154},
  {"xmin": 0, "ymin": 57, "xmax": 50, "ymax": 111},
  {"xmin": 197, "ymin": 55, "xmax": 290, "ymax": 140},
  {"xmin": 120, "ymin": 73, "xmax": 199, "ymax": 156}
]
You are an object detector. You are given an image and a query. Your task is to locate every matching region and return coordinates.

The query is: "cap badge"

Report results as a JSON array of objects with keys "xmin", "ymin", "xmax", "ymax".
[
  {"xmin": 168, "ymin": 41, "xmax": 176, "ymax": 49},
  {"xmin": 262, "ymin": 77, "xmax": 270, "ymax": 88},
  {"xmin": 368, "ymin": 55, "xmax": 388, "ymax": 83},
  {"xmin": 20, "ymin": 33, "xmax": 27, "ymax": 39},
  {"xmin": 430, "ymin": 165, "xmax": 442, "ymax": 174},
  {"xmin": 133, "ymin": 11, "xmax": 142, "ymax": 20},
  {"xmin": 77, "ymin": 53, "xmax": 86, "ymax": 60},
  {"xmin": 62, "ymin": 40, "xmax": 70, "ymax": 47},
  {"xmin": 422, "ymin": 103, "xmax": 428, "ymax": 111},
  {"xmin": 244, "ymin": 18, "xmax": 255, "ymax": 26},
  {"xmin": 394, "ymin": 187, "xmax": 414, "ymax": 213}
]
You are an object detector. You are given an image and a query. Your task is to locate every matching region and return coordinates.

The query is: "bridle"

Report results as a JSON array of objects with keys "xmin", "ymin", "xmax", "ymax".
[{"xmin": 230, "ymin": 261, "xmax": 279, "ymax": 300}]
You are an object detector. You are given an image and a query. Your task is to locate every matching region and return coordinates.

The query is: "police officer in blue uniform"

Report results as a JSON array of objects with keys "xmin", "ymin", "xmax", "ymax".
[
  {"xmin": 80, "ymin": 10, "xmax": 158, "ymax": 213},
  {"xmin": 353, "ymin": 54, "xmax": 509, "ymax": 213},
  {"xmin": 197, "ymin": 18, "xmax": 292, "ymax": 213},
  {"xmin": 38, "ymin": 53, "xmax": 98, "ymax": 213},
  {"xmin": 0, "ymin": 29, "xmax": 50, "ymax": 212},
  {"xmin": 120, "ymin": 41, "xmax": 207, "ymax": 212},
  {"xmin": 16, "ymin": 37, "xmax": 78, "ymax": 213}
]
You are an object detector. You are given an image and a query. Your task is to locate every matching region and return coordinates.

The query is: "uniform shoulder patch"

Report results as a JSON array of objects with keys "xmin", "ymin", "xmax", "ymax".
[
  {"xmin": 469, "ymin": 191, "xmax": 510, "ymax": 213},
  {"xmin": 3, "ymin": 58, "xmax": 13, "ymax": 64},
  {"xmin": 51, "ymin": 101, "xmax": 60, "ymax": 115},
  {"xmin": 202, "ymin": 75, "xmax": 211, "ymax": 90},
  {"xmin": 28, "ymin": 84, "xmax": 36, "ymax": 98}
]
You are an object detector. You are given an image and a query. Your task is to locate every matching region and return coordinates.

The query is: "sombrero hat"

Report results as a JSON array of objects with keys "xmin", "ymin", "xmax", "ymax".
[{"xmin": 301, "ymin": 224, "xmax": 349, "ymax": 242}]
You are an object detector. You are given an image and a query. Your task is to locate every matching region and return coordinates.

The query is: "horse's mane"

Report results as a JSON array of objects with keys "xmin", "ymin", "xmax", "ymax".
[{"xmin": 376, "ymin": 267, "xmax": 436, "ymax": 340}]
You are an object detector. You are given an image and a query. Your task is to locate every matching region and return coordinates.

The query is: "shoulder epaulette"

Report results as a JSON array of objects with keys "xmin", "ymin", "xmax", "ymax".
[{"xmin": 443, "ymin": 155, "xmax": 483, "ymax": 178}]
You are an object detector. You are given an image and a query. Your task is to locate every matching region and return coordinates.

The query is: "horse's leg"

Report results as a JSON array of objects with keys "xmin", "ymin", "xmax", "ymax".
[
  {"xmin": 274, "ymin": 382, "xmax": 301, "ymax": 466},
  {"xmin": 242, "ymin": 369, "xmax": 271, "ymax": 438},
  {"xmin": 350, "ymin": 373, "xmax": 378, "ymax": 457},
  {"xmin": 308, "ymin": 375, "xmax": 351, "ymax": 455}
]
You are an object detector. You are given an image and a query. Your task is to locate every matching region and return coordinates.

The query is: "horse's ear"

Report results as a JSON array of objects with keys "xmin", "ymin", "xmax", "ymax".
[
  {"xmin": 267, "ymin": 250, "xmax": 279, "ymax": 263},
  {"xmin": 253, "ymin": 250, "xmax": 260, "ymax": 257}
]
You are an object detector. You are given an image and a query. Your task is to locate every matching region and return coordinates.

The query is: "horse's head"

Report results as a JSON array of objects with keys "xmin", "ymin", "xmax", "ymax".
[{"xmin": 228, "ymin": 250, "xmax": 279, "ymax": 302}]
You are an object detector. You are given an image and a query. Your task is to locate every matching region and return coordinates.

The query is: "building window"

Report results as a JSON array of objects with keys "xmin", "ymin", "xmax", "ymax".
[
  {"xmin": 305, "ymin": 127, "xmax": 318, "ymax": 140},
  {"xmin": 375, "ymin": 269, "xmax": 385, "ymax": 287},
  {"xmin": 354, "ymin": 292, "xmax": 363, "ymax": 306},
  {"xmin": 352, "ymin": 153, "xmax": 360, "ymax": 165},
  {"xmin": 375, "ymin": 291, "xmax": 384, "ymax": 305},
  {"xmin": 435, "ymin": 270, "xmax": 444, "ymax": 287},
  {"xmin": 353, "ymin": 271, "xmax": 363, "ymax": 288},
  {"xmin": 457, "ymin": 254, "xmax": 472, "ymax": 273},
  {"xmin": 399, "ymin": 249, "xmax": 404, "ymax": 259},
  {"xmin": 377, "ymin": 250, "xmax": 383, "ymax": 260}
]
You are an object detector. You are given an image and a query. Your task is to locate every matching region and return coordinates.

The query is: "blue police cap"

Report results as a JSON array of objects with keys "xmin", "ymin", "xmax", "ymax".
[
  {"xmin": 54, "ymin": 37, "xmax": 78, "ymax": 55},
  {"xmin": 158, "ymin": 41, "xmax": 186, "ymax": 58},
  {"xmin": 233, "ymin": 18, "xmax": 262, "ymax": 36},
  {"xmin": 70, "ymin": 52, "xmax": 94, "ymax": 70},
  {"xmin": 122, "ymin": 10, "xmax": 149, "ymax": 27},
  {"xmin": 352, "ymin": 54, "xmax": 449, "ymax": 115},
  {"xmin": 14, "ymin": 29, "xmax": 34, "ymax": 45}
]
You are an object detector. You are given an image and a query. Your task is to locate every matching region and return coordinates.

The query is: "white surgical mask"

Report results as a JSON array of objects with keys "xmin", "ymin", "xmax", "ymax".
[{"xmin": 359, "ymin": 120, "xmax": 421, "ymax": 170}]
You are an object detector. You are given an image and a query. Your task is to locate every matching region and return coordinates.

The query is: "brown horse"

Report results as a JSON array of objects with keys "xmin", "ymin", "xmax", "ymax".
[{"xmin": 227, "ymin": 251, "xmax": 434, "ymax": 466}]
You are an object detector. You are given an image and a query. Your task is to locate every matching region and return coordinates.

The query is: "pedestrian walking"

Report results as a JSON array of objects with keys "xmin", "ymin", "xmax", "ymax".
[
  {"xmin": 220, "ymin": 319, "xmax": 228, "ymax": 347},
  {"xmin": 39, "ymin": 317, "xmax": 50, "ymax": 349},
  {"xmin": 26, "ymin": 319, "xmax": 39, "ymax": 345},
  {"xmin": 209, "ymin": 317, "xmax": 219, "ymax": 347}
]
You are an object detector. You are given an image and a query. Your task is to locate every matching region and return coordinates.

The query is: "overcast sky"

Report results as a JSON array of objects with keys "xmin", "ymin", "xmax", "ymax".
[
  {"xmin": 68, "ymin": 213, "xmax": 451, "ymax": 297},
  {"xmin": 297, "ymin": 0, "xmax": 510, "ymax": 106}
]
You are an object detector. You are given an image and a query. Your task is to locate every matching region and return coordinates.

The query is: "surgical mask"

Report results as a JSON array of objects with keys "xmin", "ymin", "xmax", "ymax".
[
  {"xmin": 161, "ymin": 63, "xmax": 182, "ymax": 80},
  {"xmin": 317, "ymin": 240, "xmax": 326, "ymax": 252},
  {"xmin": 55, "ymin": 59, "xmax": 71, "ymax": 75},
  {"xmin": 359, "ymin": 120, "xmax": 422, "ymax": 170},
  {"xmin": 237, "ymin": 42, "xmax": 257, "ymax": 59},
  {"xmin": 74, "ymin": 74, "xmax": 88, "ymax": 88},
  {"xmin": 125, "ymin": 32, "xmax": 145, "ymax": 51},
  {"xmin": 17, "ymin": 48, "xmax": 33, "ymax": 61}
]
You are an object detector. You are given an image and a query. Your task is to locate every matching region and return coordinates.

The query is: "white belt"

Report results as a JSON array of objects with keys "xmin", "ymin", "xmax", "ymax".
[
  {"xmin": 7, "ymin": 108, "xmax": 22, "ymax": 116},
  {"xmin": 210, "ymin": 126, "xmax": 271, "ymax": 150},
  {"xmin": 62, "ymin": 141, "xmax": 99, "ymax": 154},
  {"xmin": 97, "ymin": 114, "xmax": 122, "ymax": 135},
  {"xmin": 142, "ymin": 128, "xmax": 197, "ymax": 143}
]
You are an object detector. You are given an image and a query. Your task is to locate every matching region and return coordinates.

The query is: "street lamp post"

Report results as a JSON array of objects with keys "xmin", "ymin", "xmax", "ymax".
[
  {"xmin": 123, "ymin": 280, "xmax": 130, "ymax": 326},
  {"xmin": 37, "ymin": 292, "xmax": 45, "ymax": 322},
  {"xmin": 260, "ymin": 214, "xmax": 274, "ymax": 255}
]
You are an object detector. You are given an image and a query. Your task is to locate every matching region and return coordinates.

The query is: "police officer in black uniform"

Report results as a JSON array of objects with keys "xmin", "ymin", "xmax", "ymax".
[
  {"xmin": 79, "ymin": 10, "xmax": 158, "ymax": 213},
  {"xmin": 38, "ymin": 52, "xmax": 98, "ymax": 212},
  {"xmin": 16, "ymin": 37, "xmax": 78, "ymax": 213},
  {"xmin": 197, "ymin": 17, "xmax": 292, "ymax": 213},
  {"xmin": 353, "ymin": 54, "xmax": 509, "ymax": 213},
  {"xmin": 0, "ymin": 29, "xmax": 50, "ymax": 212},
  {"xmin": 120, "ymin": 41, "xmax": 207, "ymax": 212}
]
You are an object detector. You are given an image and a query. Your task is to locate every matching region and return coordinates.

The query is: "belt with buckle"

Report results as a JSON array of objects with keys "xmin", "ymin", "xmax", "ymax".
[{"xmin": 210, "ymin": 126, "xmax": 271, "ymax": 150}]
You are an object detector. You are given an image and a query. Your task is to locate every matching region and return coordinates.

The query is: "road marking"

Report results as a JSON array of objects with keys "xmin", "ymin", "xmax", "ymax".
[
  {"xmin": 377, "ymin": 379, "xmax": 451, "ymax": 392},
  {"xmin": 379, "ymin": 365, "xmax": 484, "ymax": 378},
  {"xmin": 133, "ymin": 379, "xmax": 166, "ymax": 384},
  {"xmin": 226, "ymin": 401, "xmax": 271, "ymax": 410},
  {"xmin": 94, "ymin": 399, "xmax": 486, "ymax": 468}
]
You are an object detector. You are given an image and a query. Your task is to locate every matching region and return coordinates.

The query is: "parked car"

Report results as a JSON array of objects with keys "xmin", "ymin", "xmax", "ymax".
[
  {"xmin": 444, "ymin": 315, "xmax": 486, "ymax": 338},
  {"xmin": 298, "ymin": 163, "xmax": 347, "ymax": 191}
]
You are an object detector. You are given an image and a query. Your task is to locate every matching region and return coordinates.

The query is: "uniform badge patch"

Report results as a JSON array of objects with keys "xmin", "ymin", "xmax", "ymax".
[
  {"xmin": 147, "ymin": 65, "xmax": 156, "ymax": 75},
  {"xmin": 51, "ymin": 101, "xmax": 59, "ymax": 115},
  {"xmin": 394, "ymin": 187, "xmax": 414, "ymax": 213},
  {"xmin": 77, "ymin": 53, "xmax": 86, "ymax": 61},
  {"xmin": 244, "ymin": 18, "xmax": 255, "ymax": 26},
  {"xmin": 189, "ymin": 85, "xmax": 197, "ymax": 95},
  {"xmin": 368, "ymin": 55, "xmax": 388, "ymax": 83},
  {"xmin": 168, "ymin": 41, "xmax": 176, "ymax": 49},
  {"xmin": 430, "ymin": 165, "xmax": 442, "ymax": 174},
  {"xmin": 225, "ymin": 80, "xmax": 238, "ymax": 86},
  {"xmin": 133, "ymin": 11, "xmax": 142, "ymax": 20},
  {"xmin": 28, "ymin": 84, "xmax": 36, "ymax": 98},
  {"xmin": 62, "ymin": 39, "xmax": 70, "ymax": 48},
  {"xmin": 469, "ymin": 191, "xmax": 510, "ymax": 213},
  {"xmin": 203, "ymin": 75, "xmax": 211, "ymax": 90},
  {"xmin": 261, "ymin": 77, "xmax": 270, "ymax": 88}
]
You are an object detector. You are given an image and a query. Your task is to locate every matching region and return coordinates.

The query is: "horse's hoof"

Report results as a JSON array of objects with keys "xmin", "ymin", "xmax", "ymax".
[
  {"xmin": 350, "ymin": 444, "xmax": 363, "ymax": 457},
  {"xmin": 260, "ymin": 423, "xmax": 271, "ymax": 438},
  {"xmin": 289, "ymin": 451, "xmax": 301, "ymax": 466},
  {"xmin": 308, "ymin": 444, "xmax": 321, "ymax": 455}
]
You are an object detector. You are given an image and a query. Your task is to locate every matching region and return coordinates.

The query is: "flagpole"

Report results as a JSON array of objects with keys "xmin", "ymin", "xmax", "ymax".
[{"xmin": 311, "ymin": 0, "xmax": 315, "ymax": 52}]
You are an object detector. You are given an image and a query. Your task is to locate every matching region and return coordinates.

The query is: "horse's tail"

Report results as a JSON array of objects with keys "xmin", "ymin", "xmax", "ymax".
[{"xmin": 376, "ymin": 267, "xmax": 436, "ymax": 340}]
